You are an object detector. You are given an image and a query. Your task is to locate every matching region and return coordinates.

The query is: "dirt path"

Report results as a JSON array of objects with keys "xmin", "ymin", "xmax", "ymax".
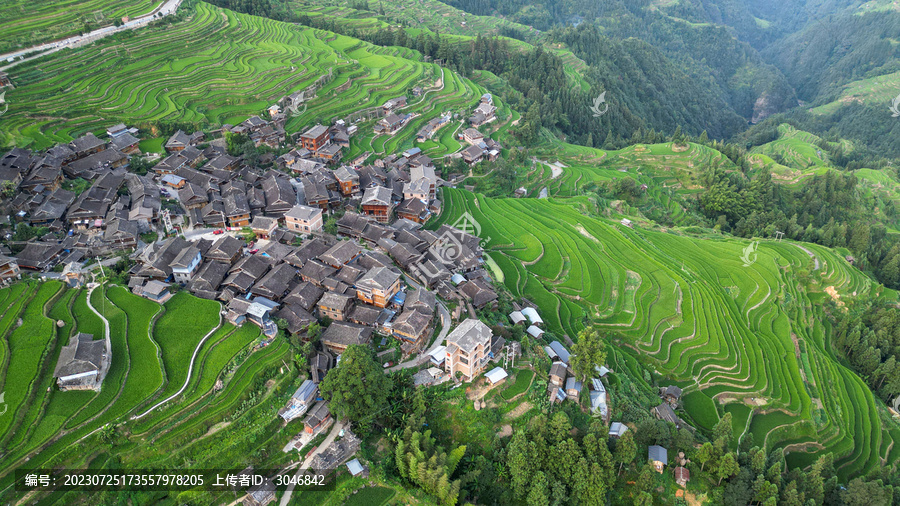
[
  {"xmin": 794, "ymin": 244, "xmax": 820, "ymax": 270},
  {"xmin": 279, "ymin": 421, "xmax": 344, "ymax": 506},
  {"xmin": 505, "ymin": 402, "xmax": 533, "ymax": 419},
  {"xmin": 533, "ymin": 158, "xmax": 565, "ymax": 179}
]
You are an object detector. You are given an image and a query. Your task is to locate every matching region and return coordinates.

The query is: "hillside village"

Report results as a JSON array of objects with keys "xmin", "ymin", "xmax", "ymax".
[
  {"xmin": 5, "ymin": 0, "xmax": 900, "ymax": 502},
  {"xmin": 0, "ymin": 87, "xmax": 670, "ymax": 500}
]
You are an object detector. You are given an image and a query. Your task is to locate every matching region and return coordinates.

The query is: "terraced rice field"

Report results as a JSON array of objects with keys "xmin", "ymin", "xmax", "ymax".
[
  {"xmin": 432, "ymin": 187, "xmax": 900, "ymax": 479},
  {"xmin": 747, "ymin": 124, "xmax": 842, "ymax": 184},
  {"xmin": 0, "ymin": 3, "xmax": 358, "ymax": 148},
  {"xmin": 0, "ymin": 282, "xmax": 62, "ymax": 443},
  {"xmin": 151, "ymin": 291, "xmax": 221, "ymax": 399},
  {"xmin": 854, "ymin": 168, "xmax": 900, "ymax": 233},
  {"xmin": 0, "ymin": 283, "xmax": 280, "ymax": 499},
  {"xmin": 0, "ymin": 0, "xmax": 161, "ymax": 54},
  {"xmin": 0, "ymin": 2, "xmax": 507, "ymax": 155},
  {"xmin": 811, "ymin": 70, "xmax": 900, "ymax": 115},
  {"xmin": 293, "ymin": 0, "xmax": 537, "ymax": 39},
  {"xmin": 1, "ymin": 1, "xmax": 586, "ymax": 156},
  {"xmin": 521, "ymin": 138, "xmax": 742, "ymax": 199}
]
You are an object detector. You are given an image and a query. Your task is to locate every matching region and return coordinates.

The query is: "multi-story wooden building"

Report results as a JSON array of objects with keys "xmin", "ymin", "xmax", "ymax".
[
  {"xmin": 300, "ymin": 124, "xmax": 330, "ymax": 152},
  {"xmin": 354, "ymin": 266, "xmax": 400, "ymax": 308},
  {"xmin": 333, "ymin": 166, "xmax": 359, "ymax": 196},
  {"xmin": 361, "ymin": 186, "xmax": 393, "ymax": 223}
]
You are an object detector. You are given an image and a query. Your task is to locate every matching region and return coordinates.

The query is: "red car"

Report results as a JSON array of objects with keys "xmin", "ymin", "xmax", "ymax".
[
  {"xmin": 249, "ymin": 248, "xmax": 259, "ymax": 254},
  {"xmin": 212, "ymin": 229, "xmax": 224, "ymax": 235}
]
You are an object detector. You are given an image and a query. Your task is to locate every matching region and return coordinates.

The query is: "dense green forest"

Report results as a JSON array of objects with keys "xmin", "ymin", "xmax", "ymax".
[
  {"xmin": 761, "ymin": 11, "xmax": 900, "ymax": 101},
  {"xmin": 835, "ymin": 303, "xmax": 900, "ymax": 406},
  {"xmin": 433, "ymin": 0, "xmax": 900, "ymax": 158}
]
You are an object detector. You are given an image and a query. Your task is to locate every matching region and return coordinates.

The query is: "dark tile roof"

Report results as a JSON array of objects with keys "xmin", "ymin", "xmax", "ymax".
[
  {"xmin": 318, "ymin": 291, "xmax": 353, "ymax": 312},
  {"xmin": 250, "ymin": 263, "xmax": 295, "ymax": 300},
  {"xmin": 300, "ymin": 260, "xmax": 337, "ymax": 283},
  {"xmin": 206, "ymin": 235, "xmax": 243, "ymax": 262},
  {"xmin": 347, "ymin": 304, "xmax": 381, "ymax": 326},
  {"xmin": 275, "ymin": 303, "xmax": 315, "ymax": 334},
  {"xmin": 284, "ymin": 238, "xmax": 330, "ymax": 268},
  {"xmin": 405, "ymin": 288, "xmax": 436, "ymax": 315},
  {"xmin": 70, "ymin": 133, "xmax": 106, "ymax": 154},
  {"xmin": 361, "ymin": 185, "xmax": 392, "ymax": 206},
  {"xmin": 188, "ymin": 261, "xmax": 230, "ymax": 294},
  {"xmin": 230, "ymin": 254, "xmax": 270, "ymax": 278},
  {"xmin": 223, "ymin": 192, "xmax": 250, "ymax": 217},
  {"xmin": 393, "ymin": 308, "xmax": 431, "ymax": 337},
  {"xmin": 318, "ymin": 240, "xmax": 362, "ymax": 267},
  {"xmin": 283, "ymin": 281, "xmax": 324, "ymax": 312},
  {"xmin": 355, "ymin": 266, "xmax": 400, "ymax": 292},
  {"xmin": 321, "ymin": 322, "xmax": 372, "ymax": 349},
  {"xmin": 54, "ymin": 333, "xmax": 106, "ymax": 378}
]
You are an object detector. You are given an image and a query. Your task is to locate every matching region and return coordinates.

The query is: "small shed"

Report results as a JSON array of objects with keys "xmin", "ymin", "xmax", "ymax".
[
  {"xmin": 548, "ymin": 341, "xmax": 570, "ymax": 363},
  {"xmin": 346, "ymin": 458, "xmax": 365, "ymax": 477},
  {"xmin": 544, "ymin": 346, "xmax": 558, "ymax": 360},
  {"xmin": 590, "ymin": 389, "xmax": 607, "ymax": 418},
  {"xmin": 161, "ymin": 174, "xmax": 186, "ymax": 188},
  {"xmin": 521, "ymin": 307, "xmax": 542, "ymax": 325},
  {"xmin": 664, "ymin": 385, "xmax": 683, "ymax": 402},
  {"xmin": 509, "ymin": 311, "xmax": 526, "ymax": 325},
  {"xmin": 609, "ymin": 422, "xmax": 628, "ymax": 438},
  {"xmin": 140, "ymin": 280, "xmax": 171, "ymax": 302},
  {"xmin": 674, "ymin": 466, "xmax": 690, "ymax": 487},
  {"xmin": 565, "ymin": 377, "xmax": 582, "ymax": 399},
  {"xmin": 649, "ymin": 445, "xmax": 668, "ymax": 473},
  {"xmin": 526, "ymin": 325, "xmax": 544, "ymax": 338},
  {"xmin": 554, "ymin": 387, "xmax": 566, "ymax": 403},
  {"xmin": 549, "ymin": 362, "xmax": 568, "ymax": 387},
  {"xmin": 485, "ymin": 366, "xmax": 508, "ymax": 385},
  {"xmin": 428, "ymin": 345, "xmax": 446, "ymax": 366}
]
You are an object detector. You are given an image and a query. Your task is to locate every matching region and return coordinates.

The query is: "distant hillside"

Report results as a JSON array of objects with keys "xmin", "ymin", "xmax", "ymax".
[{"xmin": 761, "ymin": 10, "xmax": 900, "ymax": 102}]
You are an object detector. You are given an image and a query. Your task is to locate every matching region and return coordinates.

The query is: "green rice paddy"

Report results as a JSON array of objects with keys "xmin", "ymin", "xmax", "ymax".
[{"xmin": 433, "ymin": 186, "xmax": 900, "ymax": 480}]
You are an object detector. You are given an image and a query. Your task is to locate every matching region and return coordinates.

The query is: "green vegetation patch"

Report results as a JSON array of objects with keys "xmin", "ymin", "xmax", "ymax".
[
  {"xmin": 500, "ymin": 369, "xmax": 534, "ymax": 400},
  {"xmin": 152, "ymin": 292, "xmax": 220, "ymax": 399}
]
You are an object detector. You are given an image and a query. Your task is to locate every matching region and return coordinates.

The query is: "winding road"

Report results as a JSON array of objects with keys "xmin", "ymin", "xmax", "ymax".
[{"xmin": 0, "ymin": 0, "xmax": 183, "ymax": 71}]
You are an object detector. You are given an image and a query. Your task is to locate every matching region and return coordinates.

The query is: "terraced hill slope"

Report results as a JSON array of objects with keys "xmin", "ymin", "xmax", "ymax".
[
  {"xmin": 745, "ymin": 124, "xmax": 852, "ymax": 184},
  {"xmin": 0, "ymin": 0, "xmax": 162, "ymax": 54},
  {"xmin": 0, "ymin": 284, "xmax": 292, "ymax": 501},
  {"xmin": 292, "ymin": 0, "xmax": 539, "ymax": 39},
  {"xmin": 0, "ymin": 2, "xmax": 486, "ymax": 153},
  {"xmin": 810, "ymin": 71, "xmax": 900, "ymax": 116},
  {"xmin": 432, "ymin": 187, "xmax": 900, "ymax": 480}
]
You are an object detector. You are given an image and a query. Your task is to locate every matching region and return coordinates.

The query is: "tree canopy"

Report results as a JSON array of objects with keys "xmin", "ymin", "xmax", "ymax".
[
  {"xmin": 318, "ymin": 344, "xmax": 391, "ymax": 432},
  {"xmin": 570, "ymin": 327, "xmax": 608, "ymax": 382}
]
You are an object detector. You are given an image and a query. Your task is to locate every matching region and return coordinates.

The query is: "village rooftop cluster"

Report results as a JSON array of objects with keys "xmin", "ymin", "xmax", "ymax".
[{"xmin": 0, "ymin": 87, "xmax": 693, "ymax": 498}]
